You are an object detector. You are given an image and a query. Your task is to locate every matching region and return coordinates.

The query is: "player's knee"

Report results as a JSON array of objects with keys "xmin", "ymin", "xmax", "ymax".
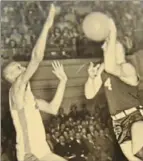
[{"xmin": 135, "ymin": 147, "xmax": 143, "ymax": 160}]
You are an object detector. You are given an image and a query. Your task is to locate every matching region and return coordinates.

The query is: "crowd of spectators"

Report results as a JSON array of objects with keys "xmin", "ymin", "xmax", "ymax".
[
  {"xmin": 1, "ymin": 1, "xmax": 143, "ymax": 62},
  {"xmin": 44, "ymin": 104, "xmax": 115, "ymax": 161}
]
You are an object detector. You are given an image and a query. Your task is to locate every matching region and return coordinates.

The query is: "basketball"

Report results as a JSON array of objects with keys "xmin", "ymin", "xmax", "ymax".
[{"xmin": 82, "ymin": 12, "xmax": 110, "ymax": 42}]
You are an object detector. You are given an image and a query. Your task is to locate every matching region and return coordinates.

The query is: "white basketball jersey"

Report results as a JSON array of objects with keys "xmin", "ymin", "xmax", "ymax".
[{"xmin": 9, "ymin": 83, "xmax": 50, "ymax": 161}]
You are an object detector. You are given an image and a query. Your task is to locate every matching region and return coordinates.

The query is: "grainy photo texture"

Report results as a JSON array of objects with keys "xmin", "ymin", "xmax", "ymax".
[{"xmin": 1, "ymin": 1, "xmax": 143, "ymax": 161}]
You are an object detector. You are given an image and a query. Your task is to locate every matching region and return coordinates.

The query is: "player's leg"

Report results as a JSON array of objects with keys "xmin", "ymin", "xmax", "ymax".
[
  {"xmin": 120, "ymin": 141, "xmax": 142, "ymax": 161},
  {"xmin": 112, "ymin": 118, "xmax": 142, "ymax": 161},
  {"xmin": 40, "ymin": 152, "xmax": 67, "ymax": 161},
  {"xmin": 131, "ymin": 121, "xmax": 143, "ymax": 160}
]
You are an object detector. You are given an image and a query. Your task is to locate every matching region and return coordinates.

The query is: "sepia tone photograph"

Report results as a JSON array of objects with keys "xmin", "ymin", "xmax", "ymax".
[{"xmin": 1, "ymin": 1, "xmax": 143, "ymax": 161}]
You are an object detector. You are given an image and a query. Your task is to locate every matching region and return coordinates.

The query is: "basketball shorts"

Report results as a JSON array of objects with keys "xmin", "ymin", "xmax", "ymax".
[{"xmin": 112, "ymin": 110, "xmax": 143, "ymax": 144}]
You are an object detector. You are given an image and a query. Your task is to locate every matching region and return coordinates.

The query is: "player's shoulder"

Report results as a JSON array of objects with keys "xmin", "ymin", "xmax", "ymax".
[{"xmin": 11, "ymin": 74, "xmax": 27, "ymax": 90}]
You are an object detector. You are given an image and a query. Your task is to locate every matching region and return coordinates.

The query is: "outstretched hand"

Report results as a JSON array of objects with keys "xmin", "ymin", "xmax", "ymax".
[
  {"xmin": 46, "ymin": 4, "xmax": 56, "ymax": 29},
  {"xmin": 108, "ymin": 18, "xmax": 117, "ymax": 34},
  {"xmin": 88, "ymin": 62, "xmax": 101, "ymax": 79},
  {"xmin": 52, "ymin": 61, "xmax": 68, "ymax": 82}
]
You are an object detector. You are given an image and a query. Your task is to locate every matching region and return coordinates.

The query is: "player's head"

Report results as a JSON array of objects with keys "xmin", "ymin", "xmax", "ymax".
[
  {"xmin": 3, "ymin": 62, "xmax": 26, "ymax": 83},
  {"xmin": 102, "ymin": 40, "xmax": 126, "ymax": 64}
]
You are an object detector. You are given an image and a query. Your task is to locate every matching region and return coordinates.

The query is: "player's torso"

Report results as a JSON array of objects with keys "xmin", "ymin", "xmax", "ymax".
[
  {"xmin": 9, "ymin": 81, "xmax": 49, "ymax": 159},
  {"xmin": 101, "ymin": 71, "xmax": 140, "ymax": 115}
]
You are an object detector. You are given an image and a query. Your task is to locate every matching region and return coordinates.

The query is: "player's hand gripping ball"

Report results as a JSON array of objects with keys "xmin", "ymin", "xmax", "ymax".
[{"xmin": 82, "ymin": 12, "xmax": 110, "ymax": 42}]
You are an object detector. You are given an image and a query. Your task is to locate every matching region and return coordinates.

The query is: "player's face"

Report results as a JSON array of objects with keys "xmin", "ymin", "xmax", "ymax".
[
  {"xmin": 12, "ymin": 63, "xmax": 26, "ymax": 78},
  {"xmin": 5, "ymin": 62, "xmax": 26, "ymax": 83}
]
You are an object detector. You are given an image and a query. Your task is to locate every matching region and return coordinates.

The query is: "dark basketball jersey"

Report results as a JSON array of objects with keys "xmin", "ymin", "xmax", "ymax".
[{"xmin": 101, "ymin": 71, "xmax": 140, "ymax": 115}]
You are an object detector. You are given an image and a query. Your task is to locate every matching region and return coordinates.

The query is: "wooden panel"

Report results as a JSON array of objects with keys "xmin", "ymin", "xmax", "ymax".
[
  {"xmin": 30, "ymin": 77, "xmax": 87, "ymax": 89},
  {"xmin": 33, "ymin": 86, "xmax": 85, "ymax": 100}
]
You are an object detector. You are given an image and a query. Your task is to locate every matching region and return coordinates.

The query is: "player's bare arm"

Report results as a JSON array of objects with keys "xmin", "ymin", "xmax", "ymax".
[
  {"xmin": 20, "ymin": 4, "xmax": 56, "ymax": 85},
  {"xmin": 103, "ymin": 18, "xmax": 117, "ymax": 74},
  {"xmin": 84, "ymin": 62, "xmax": 104, "ymax": 99},
  {"xmin": 104, "ymin": 18, "xmax": 138, "ymax": 86},
  {"xmin": 36, "ymin": 61, "xmax": 68, "ymax": 115}
]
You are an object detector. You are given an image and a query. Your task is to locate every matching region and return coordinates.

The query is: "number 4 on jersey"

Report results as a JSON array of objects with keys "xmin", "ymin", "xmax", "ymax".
[{"xmin": 104, "ymin": 78, "xmax": 112, "ymax": 91}]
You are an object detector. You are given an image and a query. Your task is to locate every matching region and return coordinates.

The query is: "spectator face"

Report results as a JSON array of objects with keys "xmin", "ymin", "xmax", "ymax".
[
  {"xmin": 81, "ymin": 128, "xmax": 87, "ymax": 135},
  {"xmin": 13, "ymin": 28, "xmax": 18, "ymax": 34},
  {"xmin": 61, "ymin": 124, "xmax": 65, "ymax": 130},
  {"xmin": 76, "ymin": 120, "xmax": 80, "ymax": 125},
  {"xmin": 99, "ymin": 130, "xmax": 104, "ymax": 137},
  {"xmin": 69, "ymin": 117, "xmax": 73, "ymax": 122},
  {"xmin": 54, "ymin": 27, "xmax": 61, "ymax": 36},
  {"xmin": 59, "ymin": 136, "xmax": 65, "ymax": 144},
  {"xmin": 46, "ymin": 133, "xmax": 50, "ymax": 140},
  {"xmin": 63, "ymin": 27, "xmax": 69, "ymax": 34},
  {"xmin": 94, "ymin": 130, "xmax": 99, "ymax": 137},
  {"xmin": 21, "ymin": 39, "xmax": 27, "ymax": 47},
  {"xmin": 78, "ymin": 125, "xmax": 82, "ymax": 130},
  {"xmin": 55, "ymin": 131, "xmax": 60, "ymax": 138},
  {"xmin": 51, "ymin": 128, "xmax": 55, "ymax": 134},
  {"xmin": 87, "ymin": 133, "xmax": 92, "ymax": 140},
  {"xmin": 63, "ymin": 131, "xmax": 68, "ymax": 138},
  {"xmin": 89, "ymin": 125, "xmax": 94, "ymax": 133},
  {"xmin": 82, "ymin": 121, "xmax": 86, "ymax": 126},
  {"xmin": 73, "ymin": 121, "xmax": 76, "ymax": 126},
  {"xmin": 60, "ymin": 38, "xmax": 64, "ymax": 45},
  {"xmin": 76, "ymin": 133, "xmax": 81, "ymax": 140},
  {"xmin": 9, "ymin": 40, "xmax": 16, "ymax": 48},
  {"xmin": 96, "ymin": 124, "xmax": 101, "ymax": 131},
  {"xmin": 69, "ymin": 130, "xmax": 74, "ymax": 138},
  {"xmin": 89, "ymin": 120, "xmax": 94, "ymax": 125}
]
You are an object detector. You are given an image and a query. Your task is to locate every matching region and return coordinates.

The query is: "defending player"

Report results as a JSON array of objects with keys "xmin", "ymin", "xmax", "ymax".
[{"xmin": 3, "ymin": 4, "xmax": 67, "ymax": 161}]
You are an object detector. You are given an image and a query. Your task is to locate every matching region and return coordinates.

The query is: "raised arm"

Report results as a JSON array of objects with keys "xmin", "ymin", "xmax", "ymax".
[
  {"xmin": 84, "ymin": 62, "xmax": 104, "ymax": 99},
  {"xmin": 21, "ymin": 4, "xmax": 56, "ymax": 84},
  {"xmin": 104, "ymin": 19, "xmax": 138, "ymax": 86},
  {"xmin": 103, "ymin": 18, "xmax": 117, "ymax": 73},
  {"xmin": 37, "ymin": 61, "xmax": 68, "ymax": 115}
]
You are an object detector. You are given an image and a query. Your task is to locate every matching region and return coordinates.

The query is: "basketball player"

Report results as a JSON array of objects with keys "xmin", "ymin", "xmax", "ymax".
[
  {"xmin": 84, "ymin": 18, "xmax": 143, "ymax": 161},
  {"xmin": 3, "ymin": 4, "xmax": 67, "ymax": 161}
]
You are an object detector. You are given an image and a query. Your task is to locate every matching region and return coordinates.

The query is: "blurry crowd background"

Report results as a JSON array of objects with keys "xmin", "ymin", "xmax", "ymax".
[
  {"xmin": 1, "ymin": 1, "xmax": 143, "ymax": 63},
  {"xmin": 1, "ymin": 103, "xmax": 127, "ymax": 161}
]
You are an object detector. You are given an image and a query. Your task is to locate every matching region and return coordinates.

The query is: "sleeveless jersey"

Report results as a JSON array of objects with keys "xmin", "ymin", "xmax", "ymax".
[
  {"xmin": 101, "ymin": 71, "xmax": 140, "ymax": 115},
  {"xmin": 9, "ymin": 83, "xmax": 50, "ymax": 161}
]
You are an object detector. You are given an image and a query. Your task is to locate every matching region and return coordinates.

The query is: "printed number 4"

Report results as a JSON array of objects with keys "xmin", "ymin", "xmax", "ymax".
[{"xmin": 105, "ymin": 78, "xmax": 112, "ymax": 90}]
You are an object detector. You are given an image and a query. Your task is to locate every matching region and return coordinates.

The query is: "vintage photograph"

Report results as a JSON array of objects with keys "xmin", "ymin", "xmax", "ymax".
[{"xmin": 1, "ymin": 1, "xmax": 143, "ymax": 161}]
